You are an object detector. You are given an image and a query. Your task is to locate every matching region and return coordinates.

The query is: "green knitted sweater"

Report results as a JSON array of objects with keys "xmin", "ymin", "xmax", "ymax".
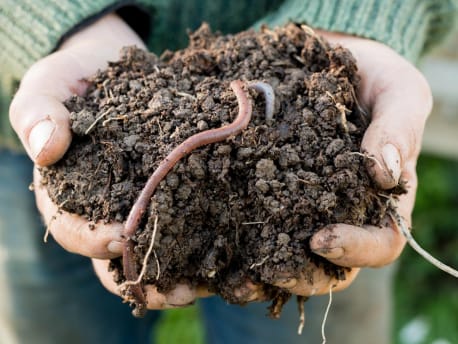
[{"xmin": 0, "ymin": 0, "xmax": 457, "ymax": 150}]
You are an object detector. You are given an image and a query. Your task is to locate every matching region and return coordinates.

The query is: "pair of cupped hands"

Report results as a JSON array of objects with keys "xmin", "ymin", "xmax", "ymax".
[{"xmin": 10, "ymin": 14, "xmax": 432, "ymax": 309}]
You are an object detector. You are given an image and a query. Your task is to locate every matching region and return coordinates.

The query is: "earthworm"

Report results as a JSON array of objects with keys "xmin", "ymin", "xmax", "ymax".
[
  {"xmin": 248, "ymin": 81, "xmax": 275, "ymax": 122},
  {"xmin": 121, "ymin": 79, "xmax": 254, "ymax": 316}
]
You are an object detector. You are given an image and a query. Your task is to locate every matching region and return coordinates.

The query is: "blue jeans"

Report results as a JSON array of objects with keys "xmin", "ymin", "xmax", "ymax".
[{"xmin": 0, "ymin": 149, "xmax": 394, "ymax": 344}]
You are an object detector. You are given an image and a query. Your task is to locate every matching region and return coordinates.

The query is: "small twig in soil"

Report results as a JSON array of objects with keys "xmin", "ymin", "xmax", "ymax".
[
  {"xmin": 326, "ymin": 91, "xmax": 349, "ymax": 133},
  {"xmin": 175, "ymin": 91, "xmax": 197, "ymax": 101},
  {"xmin": 241, "ymin": 221, "xmax": 266, "ymax": 225},
  {"xmin": 102, "ymin": 114, "xmax": 128, "ymax": 126},
  {"xmin": 261, "ymin": 26, "xmax": 280, "ymax": 41},
  {"xmin": 153, "ymin": 250, "xmax": 161, "ymax": 280},
  {"xmin": 247, "ymin": 81, "xmax": 275, "ymax": 122},
  {"xmin": 85, "ymin": 107, "xmax": 112, "ymax": 135},
  {"xmin": 350, "ymin": 85, "xmax": 369, "ymax": 126},
  {"xmin": 249, "ymin": 255, "xmax": 269, "ymax": 269},
  {"xmin": 348, "ymin": 152, "xmax": 384, "ymax": 171},
  {"xmin": 118, "ymin": 215, "xmax": 159, "ymax": 292},
  {"xmin": 321, "ymin": 285, "xmax": 334, "ymax": 344},
  {"xmin": 121, "ymin": 80, "xmax": 254, "ymax": 316},
  {"xmin": 390, "ymin": 211, "xmax": 458, "ymax": 278}
]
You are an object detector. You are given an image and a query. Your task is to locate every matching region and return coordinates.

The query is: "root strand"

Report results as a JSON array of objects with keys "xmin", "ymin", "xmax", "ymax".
[
  {"xmin": 391, "ymin": 212, "xmax": 458, "ymax": 278},
  {"xmin": 297, "ymin": 296, "xmax": 307, "ymax": 335},
  {"xmin": 121, "ymin": 80, "xmax": 254, "ymax": 315},
  {"xmin": 321, "ymin": 286, "xmax": 333, "ymax": 344}
]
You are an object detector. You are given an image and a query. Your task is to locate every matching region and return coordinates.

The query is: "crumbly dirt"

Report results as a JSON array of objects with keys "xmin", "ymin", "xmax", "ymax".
[{"xmin": 41, "ymin": 23, "xmax": 405, "ymax": 316}]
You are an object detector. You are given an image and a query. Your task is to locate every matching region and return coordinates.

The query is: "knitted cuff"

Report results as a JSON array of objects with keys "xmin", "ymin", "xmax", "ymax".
[
  {"xmin": 258, "ymin": 0, "xmax": 458, "ymax": 62},
  {"xmin": 0, "ymin": 0, "xmax": 133, "ymax": 80}
]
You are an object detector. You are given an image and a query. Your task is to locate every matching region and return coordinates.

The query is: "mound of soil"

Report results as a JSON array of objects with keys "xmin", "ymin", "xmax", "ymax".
[{"xmin": 41, "ymin": 23, "xmax": 404, "ymax": 317}]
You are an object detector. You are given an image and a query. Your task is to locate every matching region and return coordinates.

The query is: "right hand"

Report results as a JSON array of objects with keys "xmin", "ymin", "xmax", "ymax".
[
  {"xmin": 11, "ymin": 13, "xmax": 203, "ymax": 309},
  {"xmin": 11, "ymin": 13, "xmax": 145, "ymax": 258}
]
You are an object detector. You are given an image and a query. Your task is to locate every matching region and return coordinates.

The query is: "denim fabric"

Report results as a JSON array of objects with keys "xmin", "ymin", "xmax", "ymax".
[
  {"xmin": 201, "ymin": 265, "xmax": 395, "ymax": 344},
  {"xmin": 0, "ymin": 149, "xmax": 395, "ymax": 344}
]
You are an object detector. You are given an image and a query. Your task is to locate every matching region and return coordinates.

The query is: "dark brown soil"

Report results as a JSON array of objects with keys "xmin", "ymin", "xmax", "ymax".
[{"xmin": 41, "ymin": 24, "xmax": 404, "ymax": 317}]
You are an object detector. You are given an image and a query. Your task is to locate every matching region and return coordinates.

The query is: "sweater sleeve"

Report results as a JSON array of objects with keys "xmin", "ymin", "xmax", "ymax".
[
  {"xmin": 0, "ymin": 0, "xmax": 149, "ymax": 80},
  {"xmin": 0, "ymin": 0, "xmax": 156, "ymax": 150},
  {"xmin": 256, "ymin": 0, "xmax": 458, "ymax": 62}
]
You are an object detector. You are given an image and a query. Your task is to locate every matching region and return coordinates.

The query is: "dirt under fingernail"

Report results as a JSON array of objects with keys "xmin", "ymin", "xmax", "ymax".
[{"xmin": 313, "ymin": 247, "xmax": 345, "ymax": 259}]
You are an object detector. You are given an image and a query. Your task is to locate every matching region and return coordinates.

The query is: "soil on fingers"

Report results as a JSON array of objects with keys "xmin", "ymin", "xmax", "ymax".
[{"xmin": 41, "ymin": 23, "xmax": 405, "ymax": 315}]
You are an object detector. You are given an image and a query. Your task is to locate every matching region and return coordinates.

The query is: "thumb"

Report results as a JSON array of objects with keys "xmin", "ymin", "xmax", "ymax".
[
  {"xmin": 360, "ymin": 62, "xmax": 432, "ymax": 189},
  {"xmin": 9, "ymin": 14, "xmax": 145, "ymax": 166}
]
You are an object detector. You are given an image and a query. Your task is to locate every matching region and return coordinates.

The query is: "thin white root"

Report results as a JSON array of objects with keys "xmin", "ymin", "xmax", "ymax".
[
  {"xmin": 391, "ymin": 212, "xmax": 458, "ymax": 278},
  {"xmin": 175, "ymin": 91, "xmax": 196, "ymax": 101},
  {"xmin": 153, "ymin": 250, "xmax": 161, "ymax": 280},
  {"xmin": 321, "ymin": 286, "xmax": 333, "ymax": 344},
  {"xmin": 297, "ymin": 296, "xmax": 306, "ymax": 335},
  {"xmin": 300, "ymin": 24, "xmax": 317, "ymax": 37},
  {"xmin": 247, "ymin": 81, "xmax": 275, "ymax": 122},
  {"xmin": 249, "ymin": 256, "xmax": 269, "ymax": 269},
  {"xmin": 336, "ymin": 103, "xmax": 349, "ymax": 133},
  {"xmin": 241, "ymin": 221, "xmax": 266, "ymax": 225},
  {"xmin": 326, "ymin": 91, "xmax": 349, "ymax": 133},
  {"xmin": 118, "ymin": 216, "xmax": 160, "ymax": 290},
  {"xmin": 102, "ymin": 115, "xmax": 128, "ymax": 126},
  {"xmin": 43, "ymin": 226, "xmax": 51, "ymax": 243},
  {"xmin": 85, "ymin": 108, "xmax": 112, "ymax": 135}
]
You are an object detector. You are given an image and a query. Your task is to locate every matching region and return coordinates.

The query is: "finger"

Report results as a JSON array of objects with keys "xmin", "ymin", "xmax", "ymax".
[
  {"xmin": 320, "ymin": 36, "xmax": 431, "ymax": 189},
  {"xmin": 9, "ymin": 14, "xmax": 146, "ymax": 166},
  {"xmin": 34, "ymin": 168, "xmax": 124, "ymax": 259},
  {"xmin": 92, "ymin": 259, "xmax": 198, "ymax": 309},
  {"xmin": 310, "ymin": 223, "xmax": 405, "ymax": 268},
  {"xmin": 9, "ymin": 49, "xmax": 107, "ymax": 166},
  {"xmin": 274, "ymin": 264, "xmax": 359, "ymax": 296},
  {"xmin": 359, "ymin": 58, "xmax": 432, "ymax": 189},
  {"xmin": 10, "ymin": 92, "xmax": 73, "ymax": 166},
  {"xmin": 310, "ymin": 158, "xmax": 418, "ymax": 268}
]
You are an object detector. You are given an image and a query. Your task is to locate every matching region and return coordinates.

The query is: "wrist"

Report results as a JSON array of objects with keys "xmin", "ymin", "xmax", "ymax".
[{"xmin": 60, "ymin": 13, "xmax": 145, "ymax": 53}]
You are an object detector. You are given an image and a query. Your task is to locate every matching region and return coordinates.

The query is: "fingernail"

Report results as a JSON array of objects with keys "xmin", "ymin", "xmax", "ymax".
[
  {"xmin": 312, "ymin": 247, "xmax": 344, "ymax": 259},
  {"xmin": 381, "ymin": 144, "xmax": 401, "ymax": 183},
  {"xmin": 107, "ymin": 240, "xmax": 124, "ymax": 254},
  {"xmin": 29, "ymin": 119, "xmax": 55, "ymax": 160},
  {"xmin": 275, "ymin": 278, "xmax": 297, "ymax": 289},
  {"xmin": 165, "ymin": 301, "xmax": 195, "ymax": 308}
]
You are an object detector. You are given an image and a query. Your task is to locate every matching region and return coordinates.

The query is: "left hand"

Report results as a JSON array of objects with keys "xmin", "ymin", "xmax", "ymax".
[{"xmin": 269, "ymin": 30, "xmax": 432, "ymax": 296}]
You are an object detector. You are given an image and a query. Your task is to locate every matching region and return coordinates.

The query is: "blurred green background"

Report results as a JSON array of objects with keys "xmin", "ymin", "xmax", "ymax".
[
  {"xmin": 395, "ymin": 154, "xmax": 458, "ymax": 344},
  {"xmin": 152, "ymin": 154, "xmax": 458, "ymax": 344}
]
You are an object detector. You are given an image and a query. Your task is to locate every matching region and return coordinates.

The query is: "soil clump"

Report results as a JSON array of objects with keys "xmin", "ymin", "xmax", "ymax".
[{"xmin": 41, "ymin": 23, "xmax": 404, "ymax": 317}]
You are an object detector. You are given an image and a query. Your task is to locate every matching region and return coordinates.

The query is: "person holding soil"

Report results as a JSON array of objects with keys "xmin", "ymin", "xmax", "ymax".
[{"xmin": 1, "ymin": 1, "xmax": 456, "ymax": 343}]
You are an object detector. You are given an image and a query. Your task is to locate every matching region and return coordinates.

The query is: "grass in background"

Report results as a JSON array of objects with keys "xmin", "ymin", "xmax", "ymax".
[
  {"xmin": 154, "ymin": 154, "xmax": 458, "ymax": 344},
  {"xmin": 155, "ymin": 305, "xmax": 204, "ymax": 344}
]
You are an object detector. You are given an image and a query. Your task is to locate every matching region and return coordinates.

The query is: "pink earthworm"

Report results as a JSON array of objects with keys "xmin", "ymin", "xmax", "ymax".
[{"xmin": 122, "ymin": 79, "xmax": 254, "ymax": 316}]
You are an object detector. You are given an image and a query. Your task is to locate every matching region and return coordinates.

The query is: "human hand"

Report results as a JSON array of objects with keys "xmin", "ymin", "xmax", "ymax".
[
  {"xmin": 10, "ymin": 14, "xmax": 145, "ymax": 258},
  {"xmin": 230, "ymin": 31, "xmax": 432, "ymax": 300},
  {"xmin": 271, "ymin": 31, "xmax": 431, "ymax": 297},
  {"xmin": 92, "ymin": 259, "xmax": 212, "ymax": 315},
  {"xmin": 11, "ymin": 13, "xmax": 205, "ymax": 310},
  {"xmin": 309, "ymin": 31, "xmax": 431, "ymax": 266}
]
